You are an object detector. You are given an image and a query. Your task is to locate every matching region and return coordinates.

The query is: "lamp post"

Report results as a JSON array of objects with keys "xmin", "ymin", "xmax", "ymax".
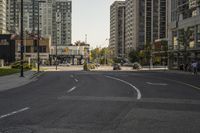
[
  {"xmin": 20, "ymin": 0, "xmax": 24, "ymax": 77},
  {"xmin": 37, "ymin": 1, "xmax": 46, "ymax": 72},
  {"xmin": 56, "ymin": 11, "xmax": 61, "ymax": 70},
  {"xmin": 55, "ymin": 44, "xmax": 58, "ymax": 70},
  {"xmin": 104, "ymin": 38, "xmax": 109, "ymax": 65}
]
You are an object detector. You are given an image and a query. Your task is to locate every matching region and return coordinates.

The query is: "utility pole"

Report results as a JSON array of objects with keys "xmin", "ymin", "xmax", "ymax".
[{"xmin": 20, "ymin": 0, "xmax": 24, "ymax": 77}]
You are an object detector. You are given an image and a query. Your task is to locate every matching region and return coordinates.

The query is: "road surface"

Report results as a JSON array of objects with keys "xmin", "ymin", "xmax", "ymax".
[{"xmin": 0, "ymin": 71, "xmax": 200, "ymax": 133}]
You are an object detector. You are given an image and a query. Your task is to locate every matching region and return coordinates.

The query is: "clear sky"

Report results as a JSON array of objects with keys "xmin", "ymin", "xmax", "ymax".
[{"xmin": 72, "ymin": 0, "xmax": 116, "ymax": 48}]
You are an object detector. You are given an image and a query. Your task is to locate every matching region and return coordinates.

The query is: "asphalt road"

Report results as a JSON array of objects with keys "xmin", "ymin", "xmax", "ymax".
[{"xmin": 0, "ymin": 71, "xmax": 200, "ymax": 133}]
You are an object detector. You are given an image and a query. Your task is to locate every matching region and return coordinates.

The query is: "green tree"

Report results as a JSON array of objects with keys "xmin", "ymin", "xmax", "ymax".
[
  {"xmin": 74, "ymin": 41, "xmax": 87, "ymax": 46},
  {"xmin": 128, "ymin": 49, "xmax": 139, "ymax": 63},
  {"xmin": 160, "ymin": 40, "xmax": 168, "ymax": 66},
  {"xmin": 90, "ymin": 48, "xmax": 100, "ymax": 62},
  {"xmin": 138, "ymin": 50, "xmax": 145, "ymax": 65},
  {"xmin": 91, "ymin": 47, "xmax": 113, "ymax": 65},
  {"xmin": 178, "ymin": 27, "xmax": 194, "ymax": 64},
  {"xmin": 144, "ymin": 42, "xmax": 152, "ymax": 65}
]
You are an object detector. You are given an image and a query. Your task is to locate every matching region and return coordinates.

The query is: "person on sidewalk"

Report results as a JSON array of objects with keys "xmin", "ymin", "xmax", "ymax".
[
  {"xmin": 184, "ymin": 63, "xmax": 189, "ymax": 72},
  {"xmin": 191, "ymin": 61, "xmax": 198, "ymax": 75}
]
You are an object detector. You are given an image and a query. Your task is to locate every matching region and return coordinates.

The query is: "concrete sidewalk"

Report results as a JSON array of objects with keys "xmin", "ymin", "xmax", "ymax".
[
  {"xmin": 91, "ymin": 66, "xmax": 168, "ymax": 71},
  {"xmin": 42, "ymin": 66, "xmax": 83, "ymax": 71},
  {"xmin": 0, "ymin": 71, "xmax": 41, "ymax": 92},
  {"xmin": 158, "ymin": 70, "xmax": 200, "ymax": 75},
  {"xmin": 92, "ymin": 66, "xmax": 200, "ymax": 75}
]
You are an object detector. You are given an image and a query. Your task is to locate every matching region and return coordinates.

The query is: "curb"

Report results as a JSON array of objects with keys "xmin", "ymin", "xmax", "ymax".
[
  {"xmin": 138, "ymin": 69, "xmax": 200, "ymax": 76},
  {"xmin": 29, "ymin": 71, "xmax": 45, "ymax": 79}
]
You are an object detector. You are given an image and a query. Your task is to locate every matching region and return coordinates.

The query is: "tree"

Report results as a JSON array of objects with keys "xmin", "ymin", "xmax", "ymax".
[
  {"xmin": 160, "ymin": 40, "xmax": 168, "ymax": 66},
  {"xmin": 178, "ymin": 27, "xmax": 194, "ymax": 64},
  {"xmin": 128, "ymin": 49, "xmax": 139, "ymax": 63},
  {"xmin": 90, "ymin": 48, "xmax": 100, "ymax": 62},
  {"xmin": 138, "ymin": 50, "xmax": 145, "ymax": 65},
  {"xmin": 144, "ymin": 42, "xmax": 152, "ymax": 66},
  {"xmin": 74, "ymin": 41, "xmax": 87, "ymax": 46},
  {"xmin": 90, "ymin": 47, "xmax": 113, "ymax": 65}
]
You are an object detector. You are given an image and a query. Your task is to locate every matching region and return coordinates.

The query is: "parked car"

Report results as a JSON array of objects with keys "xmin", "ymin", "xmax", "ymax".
[{"xmin": 113, "ymin": 63, "xmax": 121, "ymax": 70}]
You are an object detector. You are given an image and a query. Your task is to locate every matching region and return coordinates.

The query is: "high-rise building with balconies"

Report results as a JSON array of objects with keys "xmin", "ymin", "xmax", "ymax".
[
  {"xmin": 0, "ymin": 0, "xmax": 7, "ymax": 34},
  {"xmin": 109, "ymin": 1, "xmax": 125, "ymax": 58},
  {"xmin": 39, "ymin": 0, "xmax": 53, "ymax": 38},
  {"xmin": 6, "ymin": 0, "xmax": 40, "ymax": 34},
  {"xmin": 52, "ymin": 0, "xmax": 72, "ymax": 47},
  {"xmin": 144, "ymin": 0, "xmax": 167, "ymax": 44},
  {"xmin": 168, "ymin": 0, "xmax": 200, "ymax": 67},
  {"xmin": 125, "ymin": 0, "xmax": 145, "ymax": 56}
]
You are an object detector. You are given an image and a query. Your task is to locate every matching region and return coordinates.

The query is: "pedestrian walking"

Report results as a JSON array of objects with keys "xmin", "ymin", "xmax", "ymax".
[
  {"xmin": 191, "ymin": 61, "xmax": 198, "ymax": 75},
  {"xmin": 184, "ymin": 63, "xmax": 189, "ymax": 72}
]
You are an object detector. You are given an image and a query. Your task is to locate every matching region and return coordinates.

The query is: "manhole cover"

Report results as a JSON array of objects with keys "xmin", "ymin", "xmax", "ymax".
[{"xmin": 0, "ymin": 127, "xmax": 33, "ymax": 133}]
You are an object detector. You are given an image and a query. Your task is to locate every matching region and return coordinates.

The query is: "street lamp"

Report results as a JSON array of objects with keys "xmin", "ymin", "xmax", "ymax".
[
  {"xmin": 37, "ymin": 0, "xmax": 46, "ymax": 72},
  {"xmin": 20, "ymin": 0, "xmax": 24, "ymax": 77},
  {"xmin": 56, "ymin": 11, "xmax": 61, "ymax": 70}
]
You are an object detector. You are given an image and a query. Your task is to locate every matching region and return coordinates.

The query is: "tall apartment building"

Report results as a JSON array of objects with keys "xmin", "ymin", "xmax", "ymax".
[
  {"xmin": 109, "ymin": 1, "xmax": 125, "ymax": 58},
  {"xmin": 52, "ymin": 0, "xmax": 72, "ymax": 47},
  {"xmin": 6, "ymin": 0, "xmax": 72, "ymax": 56},
  {"xmin": 144, "ymin": 0, "xmax": 167, "ymax": 44},
  {"xmin": 6, "ymin": 0, "xmax": 39, "ymax": 34},
  {"xmin": 39, "ymin": 0, "xmax": 53, "ymax": 38},
  {"xmin": 0, "ymin": 0, "xmax": 7, "ymax": 34},
  {"xmin": 125, "ymin": 0, "xmax": 145, "ymax": 56},
  {"xmin": 6, "ymin": 0, "xmax": 18, "ymax": 33},
  {"xmin": 168, "ymin": 0, "xmax": 200, "ymax": 66},
  {"xmin": 110, "ymin": 0, "xmax": 166, "ymax": 58}
]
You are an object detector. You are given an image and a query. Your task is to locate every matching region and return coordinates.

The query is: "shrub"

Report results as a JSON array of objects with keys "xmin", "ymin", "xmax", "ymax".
[
  {"xmin": 83, "ymin": 61, "xmax": 89, "ymax": 71},
  {"xmin": 87, "ymin": 64, "xmax": 96, "ymax": 70},
  {"xmin": 11, "ymin": 61, "xmax": 32, "ymax": 69},
  {"xmin": 83, "ymin": 61, "xmax": 96, "ymax": 71},
  {"xmin": 133, "ymin": 62, "xmax": 142, "ymax": 70}
]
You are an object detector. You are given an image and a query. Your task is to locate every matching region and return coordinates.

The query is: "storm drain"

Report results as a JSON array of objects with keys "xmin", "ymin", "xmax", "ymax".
[{"xmin": 0, "ymin": 127, "xmax": 33, "ymax": 133}]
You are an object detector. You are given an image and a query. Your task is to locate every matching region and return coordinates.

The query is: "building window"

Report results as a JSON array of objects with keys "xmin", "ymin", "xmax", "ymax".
[
  {"xmin": 25, "ymin": 46, "xmax": 31, "ymax": 53},
  {"xmin": 39, "ymin": 46, "xmax": 46, "ymax": 53}
]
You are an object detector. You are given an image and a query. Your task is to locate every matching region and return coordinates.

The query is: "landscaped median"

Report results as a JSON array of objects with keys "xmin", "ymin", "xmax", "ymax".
[{"xmin": 0, "ymin": 68, "xmax": 21, "ymax": 76}]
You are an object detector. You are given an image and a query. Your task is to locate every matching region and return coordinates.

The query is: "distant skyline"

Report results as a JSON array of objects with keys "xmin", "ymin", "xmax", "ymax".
[{"xmin": 72, "ymin": 0, "xmax": 117, "ymax": 48}]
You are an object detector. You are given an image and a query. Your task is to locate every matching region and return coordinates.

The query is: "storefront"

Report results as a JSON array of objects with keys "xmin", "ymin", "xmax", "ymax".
[{"xmin": 0, "ymin": 34, "xmax": 15, "ymax": 64}]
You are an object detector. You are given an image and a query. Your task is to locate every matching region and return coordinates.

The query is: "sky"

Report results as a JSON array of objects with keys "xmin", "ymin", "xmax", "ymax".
[{"xmin": 72, "ymin": 0, "xmax": 116, "ymax": 48}]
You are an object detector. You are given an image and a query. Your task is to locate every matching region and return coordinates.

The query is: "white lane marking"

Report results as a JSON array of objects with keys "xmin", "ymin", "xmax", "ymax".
[
  {"xmin": 169, "ymin": 79, "xmax": 200, "ymax": 90},
  {"xmin": 58, "ymin": 96, "xmax": 200, "ymax": 105},
  {"xmin": 105, "ymin": 75, "xmax": 142, "ymax": 100},
  {"xmin": 146, "ymin": 82, "xmax": 168, "ymax": 86},
  {"xmin": 150, "ymin": 76, "xmax": 200, "ymax": 90},
  {"xmin": 74, "ymin": 79, "xmax": 78, "ymax": 82},
  {"xmin": 0, "ymin": 107, "xmax": 30, "ymax": 119},
  {"xmin": 67, "ymin": 86, "xmax": 76, "ymax": 93}
]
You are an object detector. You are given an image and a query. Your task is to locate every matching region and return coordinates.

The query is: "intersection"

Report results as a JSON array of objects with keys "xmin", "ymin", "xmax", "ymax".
[{"xmin": 0, "ymin": 70, "xmax": 200, "ymax": 132}]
